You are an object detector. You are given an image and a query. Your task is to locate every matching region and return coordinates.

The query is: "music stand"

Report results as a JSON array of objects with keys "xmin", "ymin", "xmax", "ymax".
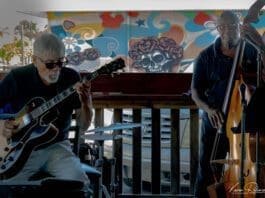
[{"xmin": 83, "ymin": 123, "xmax": 142, "ymax": 198}]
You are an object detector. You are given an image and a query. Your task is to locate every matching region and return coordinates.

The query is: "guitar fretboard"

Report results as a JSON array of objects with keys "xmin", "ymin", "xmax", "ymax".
[
  {"xmin": 19, "ymin": 57, "xmax": 124, "ymax": 124},
  {"xmin": 30, "ymin": 71, "xmax": 100, "ymax": 120}
]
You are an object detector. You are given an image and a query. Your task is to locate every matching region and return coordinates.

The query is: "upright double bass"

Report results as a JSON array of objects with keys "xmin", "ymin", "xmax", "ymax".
[{"xmin": 209, "ymin": 1, "xmax": 265, "ymax": 197}]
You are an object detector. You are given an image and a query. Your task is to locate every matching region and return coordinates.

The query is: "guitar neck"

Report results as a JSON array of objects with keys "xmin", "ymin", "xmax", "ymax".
[
  {"xmin": 24, "ymin": 57, "xmax": 125, "ymax": 122},
  {"xmin": 30, "ymin": 70, "xmax": 100, "ymax": 120}
]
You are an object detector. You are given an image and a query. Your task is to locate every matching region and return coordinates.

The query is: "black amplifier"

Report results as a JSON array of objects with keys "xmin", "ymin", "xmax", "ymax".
[{"xmin": 0, "ymin": 179, "xmax": 89, "ymax": 198}]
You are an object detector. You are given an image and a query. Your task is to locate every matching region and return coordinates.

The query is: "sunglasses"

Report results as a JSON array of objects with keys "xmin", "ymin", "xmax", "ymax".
[{"xmin": 37, "ymin": 56, "xmax": 68, "ymax": 70}]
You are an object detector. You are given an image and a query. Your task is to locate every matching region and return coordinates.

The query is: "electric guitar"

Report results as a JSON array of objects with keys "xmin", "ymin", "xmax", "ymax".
[{"xmin": 0, "ymin": 57, "xmax": 125, "ymax": 179}]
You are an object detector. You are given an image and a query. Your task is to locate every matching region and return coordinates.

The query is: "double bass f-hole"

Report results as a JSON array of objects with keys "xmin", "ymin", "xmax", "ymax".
[{"xmin": 243, "ymin": 169, "xmax": 250, "ymax": 178}]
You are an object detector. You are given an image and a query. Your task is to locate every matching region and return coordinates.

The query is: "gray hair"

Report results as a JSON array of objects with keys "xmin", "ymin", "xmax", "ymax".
[{"xmin": 33, "ymin": 32, "xmax": 65, "ymax": 57}]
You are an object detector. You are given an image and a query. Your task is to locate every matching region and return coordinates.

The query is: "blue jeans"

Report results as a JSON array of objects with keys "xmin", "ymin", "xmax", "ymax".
[
  {"xmin": 195, "ymin": 113, "xmax": 228, "ymax": 198},
  {"xmin": 2, "ymin": 140, "xmax": 89, "ymax": 185}
]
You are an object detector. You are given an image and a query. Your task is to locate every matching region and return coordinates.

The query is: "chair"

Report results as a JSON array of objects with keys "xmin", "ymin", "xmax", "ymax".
[{"xmin": 69, "ymin": 123, "xmax": 101, "ymax": 198}]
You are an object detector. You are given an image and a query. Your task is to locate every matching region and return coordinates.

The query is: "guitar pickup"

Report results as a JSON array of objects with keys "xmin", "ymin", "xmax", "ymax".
[{"xmin": 22, "ymin": 115, "xmax": 31, "ymax": 126}]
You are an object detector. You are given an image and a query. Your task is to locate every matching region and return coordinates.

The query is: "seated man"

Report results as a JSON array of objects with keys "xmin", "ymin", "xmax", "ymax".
[{"xmin": 0, "ymin": 32, "xmax": 93, "ymax": 196}]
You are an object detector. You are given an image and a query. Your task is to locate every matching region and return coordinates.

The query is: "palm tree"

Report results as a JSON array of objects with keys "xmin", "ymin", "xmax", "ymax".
[
  {"xmin": 14, "ymin": 20, "xmax": 31, "ymax": 65},
  {"xmin": 14, "ymin": 20, "xmax": 42, "ymax": 65}
]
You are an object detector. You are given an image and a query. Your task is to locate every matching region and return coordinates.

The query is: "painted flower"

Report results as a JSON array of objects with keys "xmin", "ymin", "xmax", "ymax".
[
  {"xmin": 67, "ymin": 51, "xmax": 84, "ymax": 65},
  {"xmin": 83, "ymin": 48, "xmax": 100, "ymax": 61},
  {"xmin": 62, "ymin": 32, "xmax": 85, "ymax": 55}
]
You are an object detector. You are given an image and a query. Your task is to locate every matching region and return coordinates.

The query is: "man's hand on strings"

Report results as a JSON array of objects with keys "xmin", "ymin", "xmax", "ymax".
[
  {"xmin": 74, "ymin": 82, "xmax": 92, "ymax": 105},
  {"xmin": 74, "ymin": 82, "xmax": 93, "ymax": 131},
  {"xmin": 207, "ymin": 108, "xmax": 224, "ymax": 129}
]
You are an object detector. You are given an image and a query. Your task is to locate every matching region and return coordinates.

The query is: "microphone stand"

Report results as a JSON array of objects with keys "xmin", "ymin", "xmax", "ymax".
[
  {"xmin": 243, "ymin": 36, "xmax": 263, "ymax": 187},
  {"xmin": 239, "ymin": 83, "xmax": 247, "ymax": 195}
]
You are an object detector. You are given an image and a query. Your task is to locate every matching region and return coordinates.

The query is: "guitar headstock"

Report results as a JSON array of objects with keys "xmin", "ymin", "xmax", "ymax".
[{"xmin": 97, "ymin": 58, "xmax": 125, "ymax": 75}]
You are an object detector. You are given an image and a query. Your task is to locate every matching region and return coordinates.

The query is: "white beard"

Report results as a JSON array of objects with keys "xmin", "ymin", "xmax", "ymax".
[
  {"xmin": 224, "ymin": 38, "xmax": 239, "ymax": 49},
  {"xmin": 44, "ymin": 72, "xmax": 60, "ymax": 84}
]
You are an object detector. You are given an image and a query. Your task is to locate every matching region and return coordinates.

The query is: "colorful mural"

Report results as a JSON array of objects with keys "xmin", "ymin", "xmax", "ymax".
[
  {"xmin": 128, "ymin": 37, "xmax": 183, "ymax": 72},
  {"xmin": 47, "ymin": 10, "xmax": 265, "ymax": 73},
  {"xmin": 2, "ymin": 11, "xmax": 265, "ymax": 73}
]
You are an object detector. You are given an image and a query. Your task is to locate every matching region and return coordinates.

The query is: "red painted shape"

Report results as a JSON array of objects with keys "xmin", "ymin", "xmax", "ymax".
[
  {"xmin": 127, "ymin": 11, "xmax": 139, "ymax": 17},
  {"xmin": 194, "ymin": 12, "xmax": 212, "ymax": 25},
  {"xmin": 100, "ymin": 12, "xmax": 124, "ymax": 28}
]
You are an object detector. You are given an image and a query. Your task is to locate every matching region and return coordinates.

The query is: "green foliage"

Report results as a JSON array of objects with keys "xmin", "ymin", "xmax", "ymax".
[{"xmin": 0, "ymin": 19, "xmax": 42, "ymax": 66}]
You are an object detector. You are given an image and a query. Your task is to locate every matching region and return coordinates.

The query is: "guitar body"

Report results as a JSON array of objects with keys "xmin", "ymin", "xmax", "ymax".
[
  {"xmin": 0, "ymin": 97, "xmax": 59, "ymax": 179},
  {"xmin": 0, "ymin": 57, "xmax": 125, "ymax": 179}
]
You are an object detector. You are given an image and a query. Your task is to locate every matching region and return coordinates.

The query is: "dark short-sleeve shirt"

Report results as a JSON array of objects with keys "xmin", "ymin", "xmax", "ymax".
[
  {"xmin": 0, "ymin": 64, "xmax": 81, "ymax": 142},
  {"xmin": 192, "ymin": 37, "xmax": 258, "ymax": 110}
]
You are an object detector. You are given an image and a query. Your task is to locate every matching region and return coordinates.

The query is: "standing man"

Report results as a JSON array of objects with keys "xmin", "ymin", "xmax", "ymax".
[{"xmin": 191, "ymin": 11, "xmax": 260, "ymax": 197}]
